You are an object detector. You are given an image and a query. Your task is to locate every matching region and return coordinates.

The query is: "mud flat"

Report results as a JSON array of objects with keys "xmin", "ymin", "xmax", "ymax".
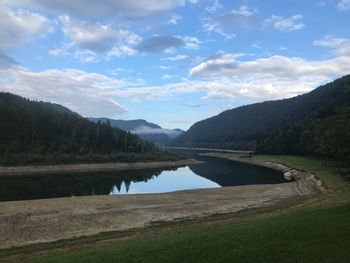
[
  {"xmin": 0, "ymin": 159, "xmax": 200, "ymax": 177},
  {"xmin": 0, "ymin": 154, "xmax": 327, "ymax": 250}
]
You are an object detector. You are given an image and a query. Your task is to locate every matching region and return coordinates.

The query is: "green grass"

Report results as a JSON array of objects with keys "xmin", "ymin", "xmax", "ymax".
[{"xmin": 24, "ymin": 204, "xmax": 350, "ymax": 263}]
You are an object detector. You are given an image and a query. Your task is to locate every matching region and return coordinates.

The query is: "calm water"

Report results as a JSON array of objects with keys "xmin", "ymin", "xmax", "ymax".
[{"xmin": 0, "ymin": 150, "xmax": 289, "ymax": 201}]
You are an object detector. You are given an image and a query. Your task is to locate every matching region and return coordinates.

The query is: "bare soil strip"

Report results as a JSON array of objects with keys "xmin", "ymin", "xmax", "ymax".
[{"xmin": 0, "ymin": 159, "xmax": 200, "ymax": 176}]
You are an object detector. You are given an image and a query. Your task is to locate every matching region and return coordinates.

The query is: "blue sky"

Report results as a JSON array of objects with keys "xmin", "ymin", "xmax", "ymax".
[{"xmin": 1, "ymin": 0, "xmax": 350, "ymax": 129}]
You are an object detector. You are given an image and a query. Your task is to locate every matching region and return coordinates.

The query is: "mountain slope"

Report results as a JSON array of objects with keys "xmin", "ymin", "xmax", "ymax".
[
  {"xmin": 89, "ymin": 118, "xmax": 184, "ymax": 145},
  {"xmin": 172, "ymin": 75, "xmax": 350, "ymax": 160},
  {"xmin": 0, "ymin": 92, "xmax": 155, "ymax": 159}
]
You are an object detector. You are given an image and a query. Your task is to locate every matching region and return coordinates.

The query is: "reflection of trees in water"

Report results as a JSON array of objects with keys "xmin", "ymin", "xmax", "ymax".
[
  {"xmin": 0, "ymin": 168, "xmax": 175, "ymax": 201},
  {"xmin": 0, "ymin": 152, "xmax": 288, "ymax": 202},
  {"xmin": 166, "ymin": 149, "xmax": 287, "ymax": 187},
  {"xmin": 188, "ymin": 156, "xmax": 287, "ymax": 187}
]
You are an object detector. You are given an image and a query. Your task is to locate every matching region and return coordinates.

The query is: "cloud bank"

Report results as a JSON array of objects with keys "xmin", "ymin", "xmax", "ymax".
[{"xmin": 9, "ymin": 0, "xmax": 197, "ymax": 18}]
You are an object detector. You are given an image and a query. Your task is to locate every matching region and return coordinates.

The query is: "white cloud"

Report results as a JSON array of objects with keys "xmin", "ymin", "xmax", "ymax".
[
  {"xmin": 107, "ymin": 67, "xmax": 130, "ymax": 75},
  {"xmin": 231, "ymin": 5, "xmax": 256, "ymax": 17},
  {"xmin": 183, "ymin": 102, "xmax": 203, "ymax": 108},
  {"xmin": 162, "ymin": 55, "xmax": 191, "ymax": 61},
  {"xmin": 190, "ymin": 53, "xmax": 350, "ymax": 79},
  {"xmin": 74, "ymin": 50, "xmax": 99, "ymax": 63},
  {"xmin": 204, "ymin": 90, "xmax": 237, "ymax": 100},
  {"xmin": 107, "ymin": 45, "xmax": 138, "ymax": 58},
  {"xmin": 265, "ymin": 15, "xmax": 304, "ymax": 32},
  {"xmin": 251, "ymin": 42, "xmax": 262, "ymax": 49},
  {"xmin": 189, "ymin": 53, "xmax": 350, "ymax": 101},
  {"xmin": 136, "ymin": 35, "xmax": 184, "ymax": 53},
  {"xmin": 9, "ymin": 0, "xmax": 197, "ymax": 18},
  {"xmin": 168, "ymin": 14, "xmax": 182, "ymax": 24},
  {"xmin": 3, "ymin": 48, "xmax": 350, "ymax": 119},
  {"xmin": 153, "ymin": 65, "xmax": 174, "ymax": 70},
  {"xmin": 0, "ymin": 65, "xmax": 128, "ymax": 118},
  {"xmin": 201, "ymin": 19, "xmax": 237, "ymax": 39},
  {"xmin": 189, "ymin": 53, "xmax": 244, "ymax": 76},
  {"xmin": 314, "ymin": 36, "xmax": 350, "ymax": 55},
  {"xmin": 337, "ymin": 0, "xmax": 350, "ymax": 10},
  {"xmin": 202, "ymin": 5, "xmax": 256, "ymax": 38},
  {"xmin": 206, "ymin": 0, "xmax": 222, "ymax": 14},
  {"xmin": 49, "ymin": 47, "xmax": 70, "ymax": 57},
  {"xmin": 162, "ymin": 74, "xmax": 175, "ymax": 79},
  {"xmin": 58, "ymin": 15, "xmax": 141, "ymax": 56},
  {"xmin": 136, "ymin": 35, "xmax": 200, "ymax": 53},
  {"xmin": 0, "ymin": 6, "xmax": 51, "ymax": 51},
  {"xmin": 183, "ymin": 37, "xmax": 201, "ymax": 49}
]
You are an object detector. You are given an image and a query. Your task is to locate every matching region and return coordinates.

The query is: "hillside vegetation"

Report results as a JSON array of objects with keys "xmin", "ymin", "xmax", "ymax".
[
  {"xmin": 0, "ymin": 92, "xmax": 162, "ymax": 165},
  {"xmin": 172, "ymin": 75, "xmax": 350, "ymax": 163}
]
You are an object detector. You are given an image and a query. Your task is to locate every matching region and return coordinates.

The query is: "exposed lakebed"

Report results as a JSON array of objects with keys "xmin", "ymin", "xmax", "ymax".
[{"xmin": 0, "ymin": 151, "xmax": 288, "ymax": 201}]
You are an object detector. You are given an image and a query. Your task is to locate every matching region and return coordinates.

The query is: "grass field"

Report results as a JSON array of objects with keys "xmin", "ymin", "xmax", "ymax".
[
  {"xmin": 2, "ymin": 155, "xmax": 350, "ymax": 263},
  {"xmin": 19, "ymin": 204, "xmax": 350, "ymax": 263}
]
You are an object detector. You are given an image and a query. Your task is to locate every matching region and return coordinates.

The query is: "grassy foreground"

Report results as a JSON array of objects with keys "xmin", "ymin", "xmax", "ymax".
[
  {"xmin": 16, "ymin": 204, "xmax": 350, "ymax": 263},
  {"xmin": 3, "ymin": 155, "xmax": 350, "ymax": 263}
]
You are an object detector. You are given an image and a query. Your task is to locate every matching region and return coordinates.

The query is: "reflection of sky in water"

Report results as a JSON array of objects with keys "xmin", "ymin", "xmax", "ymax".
[
  {"xmin": 110, "ymin": 166, "xmax": 220, "ymax": 195},
  {"xmin": 0, "ymin": 153, "xmax": 287, "ymax": 201}
]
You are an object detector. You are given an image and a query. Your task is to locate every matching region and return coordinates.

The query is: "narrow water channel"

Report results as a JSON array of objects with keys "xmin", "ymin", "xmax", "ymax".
[{"xmin": 0, "ymin": 150, "xmax": 288, "ymax": 201}]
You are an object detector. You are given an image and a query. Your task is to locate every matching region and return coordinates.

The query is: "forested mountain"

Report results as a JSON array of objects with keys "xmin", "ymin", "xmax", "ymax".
[
  {"xmin": 89, "ymin": 118, "xmax": 184, "ymax": 145},
  {"xmin": 0, "ymin": 92, "xmax": 155, "ymax": 162},
  {"xmin": 172, "ymin": 75, "xmax": 350, "ymax": 161}
]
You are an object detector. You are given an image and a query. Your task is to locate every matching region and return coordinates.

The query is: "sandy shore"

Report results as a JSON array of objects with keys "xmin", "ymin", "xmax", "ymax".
[
  {"xmin": 0, "ymin": 159, "xmax": 200, "ymax": 176},
  {"xmin": 0, "ymin": 154, "xmax": 326, "ymax": 250}
]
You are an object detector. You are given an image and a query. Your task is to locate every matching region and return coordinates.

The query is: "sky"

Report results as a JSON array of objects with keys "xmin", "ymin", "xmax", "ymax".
[{"xmin": 1, "ymin": 0, "xmax": 350, "ymax": 130}]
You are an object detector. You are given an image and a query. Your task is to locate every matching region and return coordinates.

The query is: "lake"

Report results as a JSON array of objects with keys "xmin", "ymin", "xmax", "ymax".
[{"xmin": 0, "ymin": 151, "xmax": 289, "ymax": 201}]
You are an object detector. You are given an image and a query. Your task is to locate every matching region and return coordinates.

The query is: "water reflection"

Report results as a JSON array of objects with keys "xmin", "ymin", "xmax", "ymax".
[
  {"xmin": 188, "ymin": 157, "xmax": 286, "ymax": 186},
  {"xmin": 110, "ymin": 167, "xmax": 219, "ymax": 195},
  {"xmin": 0, "ymin": 151, "xmax": 288, "ymax": 202},
  {"xmin": 170, "ymin": 149, "xmax": 287, "ymax": 186},
  {"xmin": 0, "ymin": 168, "xmax": 165, "ymax": 201}
]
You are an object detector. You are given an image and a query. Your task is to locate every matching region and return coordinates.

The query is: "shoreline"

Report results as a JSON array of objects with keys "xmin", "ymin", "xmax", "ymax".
[
  {"xmin": 0, "ymin": 153, "xmax": 328, "ymax": 250},
  {"xmin": 0, "ymin": 183, "xmax": 309, "ymax": 250},
  {"xmin": 163, "ymin": 146, "xmax": 253, "ymax": 154},
  {"xmin": 201, "ymin": 152, "xmax": 327, "ymax": 195},
  {"xmin": 0, "ymin": 159, "xmax": 201, "ymax": 176}
]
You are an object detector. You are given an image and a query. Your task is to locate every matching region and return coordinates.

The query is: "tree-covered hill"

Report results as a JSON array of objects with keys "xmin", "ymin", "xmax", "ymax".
[
  {"xmin": 172, "ymin": 75, "xmax": 350, "ymax": 161},
  {"xmin": 0, "ymin": 92, "xmax": 157, "ymax": 164}
]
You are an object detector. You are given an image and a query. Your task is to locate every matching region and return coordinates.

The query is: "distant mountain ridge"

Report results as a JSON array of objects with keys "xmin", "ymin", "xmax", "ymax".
[
  {"xmin": 89, "ymin": 118, "xmax": 184, "ymax": 145},
  {"xmin": 172, "ymin": 75, "xmax": 350, "ymax": 161}
]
